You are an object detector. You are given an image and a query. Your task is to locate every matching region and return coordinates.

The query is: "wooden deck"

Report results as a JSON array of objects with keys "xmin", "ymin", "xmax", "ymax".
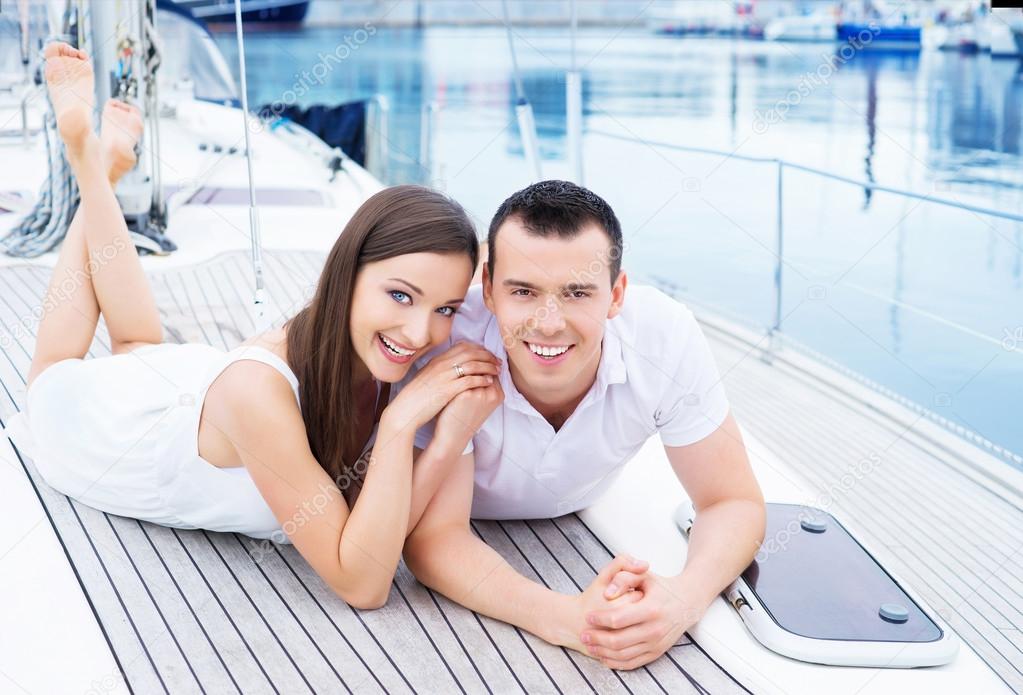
[
  {"xmin": 700, "ymin": 312, "xmax": 1023, "ymax": 693},
  {"xmin": 0, "ymin": 251, "xmax": 745, "ymax": 694}
]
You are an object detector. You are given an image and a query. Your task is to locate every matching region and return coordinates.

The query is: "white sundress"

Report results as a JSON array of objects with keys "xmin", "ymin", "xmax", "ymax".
[{"xmin": 4, "ymin": 343, "xmax": 301, "ymax": 541}]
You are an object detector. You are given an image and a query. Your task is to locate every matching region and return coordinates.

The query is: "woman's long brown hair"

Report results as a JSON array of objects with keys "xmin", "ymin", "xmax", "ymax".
[{"xmin": 285, "ymin": 185, "xmax": 477, "ymax": 483}]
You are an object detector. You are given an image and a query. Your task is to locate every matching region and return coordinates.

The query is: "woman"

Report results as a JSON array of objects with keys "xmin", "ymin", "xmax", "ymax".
[{"xmin": 8, "ymin": 43, "xmax": 502, "ymax": 609}]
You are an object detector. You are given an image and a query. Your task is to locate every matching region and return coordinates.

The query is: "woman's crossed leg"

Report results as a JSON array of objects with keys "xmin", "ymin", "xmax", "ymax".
[{"xmin": 27, "ymin": 43, "xmax": 163, "ymax": 389}]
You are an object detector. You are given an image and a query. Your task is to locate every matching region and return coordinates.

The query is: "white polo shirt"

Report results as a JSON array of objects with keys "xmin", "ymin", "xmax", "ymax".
[{"xmin": 408, "ymin": 284, "xmax": 730, "ymax": 520}]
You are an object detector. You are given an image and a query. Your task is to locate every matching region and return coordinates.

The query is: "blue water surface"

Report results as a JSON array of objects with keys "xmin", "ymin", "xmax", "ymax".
[{"xmin": 215, "ymin": 26, "xmax": 1023, "ymax": 463}]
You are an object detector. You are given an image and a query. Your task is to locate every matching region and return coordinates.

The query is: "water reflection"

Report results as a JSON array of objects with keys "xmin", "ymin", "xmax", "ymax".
[
  {"xmin": 863, "ymin": 57, "xmax": 878, "ymax": 208},
  {"xmin": 514, "ymin": 71, "xmax": 568, "ymax": 159},
  {"xmin": 890, "ymin": 225, "xmax": 905, "ymax": 356},
  {"xmin": 217, "ymin": 28, "xmax": 1023, "ymax": 192},
  {"xmin": 929, "ymin": 55, "xmax": 1023, "ymax": 190}
]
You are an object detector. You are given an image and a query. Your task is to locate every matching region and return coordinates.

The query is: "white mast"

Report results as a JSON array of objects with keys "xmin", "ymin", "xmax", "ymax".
[
  {"xmin": 232, "ymin": 0, "xmax": 267, "ymax": 318},
  {"xmin": 90, "ymin": 0, "xmax": 153, "ymax": 222},
  {"xmin": 566, "ymin": 0, "xmax": 583, "ymax": 184},
  {"xmin": 500, "ymin": 0, "xmax": 543, "ymax": 182}
]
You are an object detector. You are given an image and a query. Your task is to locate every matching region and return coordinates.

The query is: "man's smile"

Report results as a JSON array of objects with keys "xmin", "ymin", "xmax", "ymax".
[{"xmin": 524, "ymin": 340, "xmax": 575, "ymax": 364}]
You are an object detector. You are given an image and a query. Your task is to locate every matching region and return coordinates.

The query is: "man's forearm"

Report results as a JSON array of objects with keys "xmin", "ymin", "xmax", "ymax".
[
  {"xmin": 671, "ymin": 498, "xmax": 765, "ymax": 612},
  {"xmin": 407, "ymin": 440, "xmax": 464, "ymax": 535},
  {"xmin": 405, "ymin": 527, "xmax": 576, "ymax": 646}
]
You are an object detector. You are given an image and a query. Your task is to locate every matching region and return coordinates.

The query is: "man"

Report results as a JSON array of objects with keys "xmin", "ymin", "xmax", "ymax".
[{"xmin": 403, "ymin": 180, "xmax": 765, "ymax": 670}]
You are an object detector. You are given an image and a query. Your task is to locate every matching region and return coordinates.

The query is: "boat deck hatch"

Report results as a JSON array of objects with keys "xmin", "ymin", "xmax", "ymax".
[
  {"xmin": 745, "ymin": 503, "xmax": 942, "ymax": 644},
  {"xmin": 676, "ymin": 501, "xmax": 959, "ymax": 667}
]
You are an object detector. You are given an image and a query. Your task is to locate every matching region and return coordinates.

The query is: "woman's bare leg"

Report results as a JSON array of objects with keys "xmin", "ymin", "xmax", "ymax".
[{"xmin": 28, "ymin": 43, "xmax": 162, "ymax": 388}]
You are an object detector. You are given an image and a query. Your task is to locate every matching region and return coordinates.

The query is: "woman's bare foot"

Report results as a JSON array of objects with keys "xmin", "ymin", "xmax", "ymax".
[
  {"xmin": 43, "ymin": 42, "xmax": 95, "ymax": 156},
  {"xmin": 100, "ymin": 99, "xmax": 144, "ymax": 185}
]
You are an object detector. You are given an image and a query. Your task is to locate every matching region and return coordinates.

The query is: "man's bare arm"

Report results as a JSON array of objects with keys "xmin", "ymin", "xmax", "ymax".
[
  {"xmin": 667, "ymin": 412, "xmax": 765, "ymax": 607},
  {"xmin": 581, "ymin": 412, "xmax": 766, "ymax": 670},
  {"xmin": 403, "ymin": 453, "xmax": 646, "ymax": 652}
]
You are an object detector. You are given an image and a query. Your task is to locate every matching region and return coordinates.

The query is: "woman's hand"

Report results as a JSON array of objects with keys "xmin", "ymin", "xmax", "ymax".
[
  {"xmin": 432, "ymin": 375, "xmax": 504, "ymax": 453},
  {"xmin": 382, "ymin": 342, "xmax": 501, "ymax": 433}
]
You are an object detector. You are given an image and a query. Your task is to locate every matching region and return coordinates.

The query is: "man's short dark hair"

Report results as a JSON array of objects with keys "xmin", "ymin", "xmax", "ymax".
[{"xmin": 487, "ymin": 180, "xmax": 623, "ymax": 284}]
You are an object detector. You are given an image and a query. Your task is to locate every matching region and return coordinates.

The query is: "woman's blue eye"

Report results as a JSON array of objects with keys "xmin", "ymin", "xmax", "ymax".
[
  {"xmin": 437, "ymin": 306, "xmax": 456, "ymax": 317},
  {"xmin": 390, "ymin": 290, "xmax": 412, "ymax": 305}
]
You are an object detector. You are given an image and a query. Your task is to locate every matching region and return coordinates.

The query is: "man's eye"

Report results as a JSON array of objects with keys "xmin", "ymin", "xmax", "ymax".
[
  {"xmin": 569, "ymin": 290, "xmax": 589, "ymax": 299},
  {"xmin": 512, "ymin": 289, "xmax": 531, "ymax": 297},
  {"xmin": 390, "ymin": 290, "xmax": 412, "ymax": 304},
  {"xmin": 437, "ymin": 306, "xmax": 456, "ymax": 317}
]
